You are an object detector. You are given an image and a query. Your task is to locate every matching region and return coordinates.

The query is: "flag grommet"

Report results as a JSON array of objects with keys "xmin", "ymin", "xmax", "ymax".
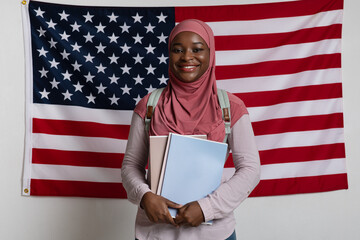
[
  {"xmin": 24, "ymin": 188, "xmax": 29, "ymax": 194},
  {"xmin": 21, "ymin": 0, "xmax": 27, "ymax": 5}
]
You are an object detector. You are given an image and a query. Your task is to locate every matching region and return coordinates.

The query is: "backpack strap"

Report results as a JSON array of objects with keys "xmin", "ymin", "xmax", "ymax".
[
  {"xmin": 145, "ymin": 88, "xmax": 165, "ymax": 132},
  {"xmin": 217, "ymin": 89, "xmax": 231, "ymax": 143}
]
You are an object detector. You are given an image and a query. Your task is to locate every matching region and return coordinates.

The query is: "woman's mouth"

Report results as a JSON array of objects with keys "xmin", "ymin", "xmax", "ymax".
[{"xmin": 178, "ymin": 65, "xmax": 199, "ymax": 72}]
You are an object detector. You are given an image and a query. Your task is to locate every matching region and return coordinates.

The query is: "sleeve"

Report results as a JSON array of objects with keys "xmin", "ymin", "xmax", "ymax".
[
  {"xmin": 197, "ymin": 114, "xmax": 261, "ymax": 222},
  {"xmin": 121, "ymin": 112, "xmax": 151, "ymax": 205}
]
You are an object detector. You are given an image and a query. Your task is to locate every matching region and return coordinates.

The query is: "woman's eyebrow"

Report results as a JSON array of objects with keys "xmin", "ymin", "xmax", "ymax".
[{"xmin": 171, "ymin": 42, "xmax": 205, "ymax": 46}]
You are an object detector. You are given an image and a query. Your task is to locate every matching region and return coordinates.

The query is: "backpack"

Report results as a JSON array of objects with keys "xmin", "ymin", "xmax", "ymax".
[{"xmin": 144, "ymin": 88, "xmax": 231, "ymax": 143}]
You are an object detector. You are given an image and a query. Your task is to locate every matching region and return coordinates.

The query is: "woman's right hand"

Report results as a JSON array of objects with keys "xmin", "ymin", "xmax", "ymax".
[{"xmin": 140, "ymin": 192, "xmax": 182, "ymax": 226}]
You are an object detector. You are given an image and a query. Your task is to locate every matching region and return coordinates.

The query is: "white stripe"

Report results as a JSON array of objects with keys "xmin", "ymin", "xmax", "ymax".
[
  {"xmin": 208, "ymin": 10, "xmax": 342, "ymax": 36},
  {"xmin": 22, "ymin": 1, "xmax": 34, "ymax": 196},
  {"xmin": 260, "ymin": 158, "xmax": 347, "ymax": 180},
  {"xmin": 32, "ymin": 164, "xmax": 122, "ymax": 183},
  {"xmin": 255, "ymin": 128, "xmax": 344, "ymax": 151},
  {"xmin": 32, "ymin": 133, "xmax": 127, "ymax": 153},
  {"xmin": 32, "ymin": 103, "xmax": 133, "ymax": 125},
  {"xmin": 248, "ymin": 98, "xmax": 344, "ymax": 122},
  {"xmin": 216, "ymin": 39, "xmax": 341, "ymax": 66},
  {"xmin": 217, "ymin": 69, "xmax": 341, "ymax": 93}
]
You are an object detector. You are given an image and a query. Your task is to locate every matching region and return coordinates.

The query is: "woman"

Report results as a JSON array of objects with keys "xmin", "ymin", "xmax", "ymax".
[{"xmin": 121, "ymin": 19, "xmax": 260, "ymax": 240}]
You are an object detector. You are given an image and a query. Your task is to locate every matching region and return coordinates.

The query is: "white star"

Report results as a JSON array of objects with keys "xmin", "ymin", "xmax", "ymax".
[
  {"xmin": 120, "ymin": 64, "xmax": 131, "ymax": 75},
  {"xmin": 83, "ymin": 12, "xmax": 94, "ymax": 23},
  {"xmin": 62, "ymin": 90, "xmax": 73, "ymax": 101},
  {"xmin": 34, "ymin": 7, "xmax": 45, "ymax": 18},
  {"xmin": 109, "ymin": 74, "xmax": 119, "ymax": 84},
  {"xmin": 62, "ymin": 70, "xmax": 72, "ymax": 81},
  {"xmin": 83, "ymin": 32, "xmax": 94, "ymax": 43},
  {"xmin": 108, "ymin": 12, "xmax": 118, "ymax": 23},
  {"xmin": 146, "ymin": 85, "xmax": 156, "ymax": 93},
  {"xmin": 120, "ymin": 43, "xmax": 131, "ymax": 54},
  {"xmin": 133, "ymin": 53, "xmax": 144, "ymax": 64},
  {"xmin": 71, "ymin": 42, "xmax": 82, "ymax": 52},
  {"xmin": 108, "ymin": 53, "xmax": 119, "ymax": 64},
  {"xmin": 145, "ymin": 44, "xmax": 156, "ymax": 54},
  {"xmin": 73, "ymin": 81, "xmax": 84, "ymax": 92},
  {"xmin": 37, "ymin": 27, "xmax": 46, "ymax": 37},
  {"xmin": 86, "ymin": 93, "xmax": 96, "ymax": 104},
  {"xmin": 133, "ymin": 94, "xmax": 142, "ymax": 105},
  {"xmin": 37, "ymin": 47, "xmax": 48, "ymax": 57},
  {"xmin": 132, "ymin": 33, "xmax": 143, "ymax": 44},
  {"xmin": 145, "ymin": 64, "xmax": 156, "ymax": 75},
  {"xmin": 60, "ymin": 31, "xmax": 70, "ymax": 41},
  {"xmin": 109, "ymin": 94, "xmax": 119, "ymax": 105},
  {"xmin": 120, "ymin": 22, "xmax": 130, "ymax": 33},
  {"xmin": 158, "ymin": 54, "xmax": 168, "ymax": 64},
  {"xmin": 121, "ymin": 84, "xmax": 131, "ymax": 95},
  {"xmin": 157, "ymin": 33, "xmax": 168, "ymax": 44},
  {"xmin": 59, "ymin": 10, "xmax": 69, "ymax": 21},
  {"xmin": 50, "ymin": 78, "xmax": 60, "ymax": 89},
  {"xmin": 71, "ymin": 61, "xmax": 82, "ymax": 71},
  {"xmin": 84, "ymin": 53, "xmax": 95, "ymax": 63},
  {"xmin": 46, "ymin": 19, "xmax": 57, "ymax": 29},
  {"xmin": 95, "ymin": 43, "xmax": 106, "ymax": 53},
  {"xmin": 84, "ymin": 72, "xmax": 95, "ymax": 82},
  {"xmin": 95, "ymin": 22, "xmax": 106, "ymax": 33},
  {"xmin": 158, "ymin": 75, "xmax": 169, "ymax": 85},
  {"xmin": 96, "ymin": 83, "xmax": 107, "ymax": 94},
  {"xmin": 144, "ymin": 23, "xmax": 155, "ymax": 33},
  {"xmin": 132, "ymin": 12, "xmax": 143, "ymax": 23},
  {"xmin": 108, "ymin": 33, "xmax": 119, "ymax": 43},
  {"xmin": 96, "ymin": 63, "xmax": 107, "ymax": 73},
  {"xmin": 49, "ymin": 58, "xmax": 60, "ymax": 69},
  {"xmin": 48, "ymin": 38, "xmax": 57, "ymax": 48},
  {"xmin": 133, "ymin": 74, "xmax": 144, "ymax": 85},
  {"xmin": 157, "ymin": 12, "xmax": 167, "ymax": 23},
  {"xmin": 60, "ymin": 49, "xmax": 70, "ymax": 60},
  {"xmin": 39, "ymin": 67, "xmax": 48, "ymax": 78},
  {"xmin": 70, "ymin": 21, "xmax": 81, "ymax": 32},
  {"xmin": 39, "ymin": 88, "xmax": 50, "ymax": 99}
]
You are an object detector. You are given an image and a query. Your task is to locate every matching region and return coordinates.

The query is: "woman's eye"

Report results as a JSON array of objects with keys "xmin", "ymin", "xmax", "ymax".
[
  {"xmin": 172, "ymin": 48, "xmax": 182, "ymax": 53},
  {"xmin": 193, "ymin": 48, "xmax": 203, "ymax": 53}
]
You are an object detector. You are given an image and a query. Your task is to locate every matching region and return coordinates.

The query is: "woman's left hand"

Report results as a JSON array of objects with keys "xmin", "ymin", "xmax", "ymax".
[{"xmin": 174, "ymin": 201, "xmax": 205, "ymax": 227}]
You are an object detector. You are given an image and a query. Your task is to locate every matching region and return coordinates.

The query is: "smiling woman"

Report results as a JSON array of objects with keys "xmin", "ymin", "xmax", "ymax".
[
  {"xmin": 169, "ymin": 31, "xmax": 210, "ymax": 83},
  {"xmin": 121, "ymin": 19, "xmax": 261, "ymax": 240}
]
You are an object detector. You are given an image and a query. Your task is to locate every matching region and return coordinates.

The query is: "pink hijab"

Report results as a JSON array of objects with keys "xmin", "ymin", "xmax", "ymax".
[{"xmin": 135, "ymin": 19, "xmax": 228, "ymax": 142}]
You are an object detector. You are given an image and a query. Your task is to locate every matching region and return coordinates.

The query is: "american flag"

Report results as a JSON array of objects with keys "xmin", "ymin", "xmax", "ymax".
[{"xmin": 22, "ymin": 0, "xmax": 348, "ymax": 198}]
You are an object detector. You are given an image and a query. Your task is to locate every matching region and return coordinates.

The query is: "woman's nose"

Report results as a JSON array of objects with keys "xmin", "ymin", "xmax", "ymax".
[{"xmin": 181, "ymin": 50, "xmax": 193, "ymax": 61}]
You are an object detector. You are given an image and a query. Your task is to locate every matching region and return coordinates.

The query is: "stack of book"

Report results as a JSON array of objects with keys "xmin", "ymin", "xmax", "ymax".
[{"xmin": 149, "ymin": 133, "xmax": 228, "ymax": 218}]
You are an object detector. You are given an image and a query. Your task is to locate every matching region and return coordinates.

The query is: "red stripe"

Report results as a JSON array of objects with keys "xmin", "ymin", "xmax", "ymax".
[
  {"xmin": 216, "ymin": 54, "xmax": 341, "ymax": 80},
  {"xmin": 32, "ymin": 148, "xmax": 124, "ymax": 168},
  {"xmin": 259, "ymin": 143, "xmax": 346, "ymax": 165},
  {"xmin": 252, "ymin": 113, "xmax": 344, "ymax": 135},
  {"xmin": 30, "ymin": 179, "xmax": 127, "ymax": 198},
  {"xmin": 33, "ymin": 118, "xmax": 130, "ymax": 139},
  {"xmin": 215, "ymin": 24, "xmax": 342, "ymax": 51},
  {"xmin": 249, "ymin": 173, "xmax": 348, "ymax": 197},
  {"xmin": 225, "ymin": 143, "xmax": 346, "ymax": 167},
  {"xmin": 175, "ymin": 0, "xmax": 343, "ymax": 22},
  {"xmin": 235, "ymin": 83, "xmax": 342, "ymax": 108}
]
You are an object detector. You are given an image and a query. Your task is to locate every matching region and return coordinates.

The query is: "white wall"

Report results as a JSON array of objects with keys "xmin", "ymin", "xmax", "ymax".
[{"xmin": 1, "ymin": 0, "xmax": 359, "ymax": 239}]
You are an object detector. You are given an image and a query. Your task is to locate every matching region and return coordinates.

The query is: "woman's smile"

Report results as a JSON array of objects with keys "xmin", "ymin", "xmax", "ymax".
[{"xmin": 169, "ymin": 31, "xmax": 210, "ymax": 83}]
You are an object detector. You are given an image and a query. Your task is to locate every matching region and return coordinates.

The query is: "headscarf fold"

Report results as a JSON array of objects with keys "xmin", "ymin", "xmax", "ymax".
[{"xmin": 135, "ymin": 19, "xmax": 225, "ymax": 142}]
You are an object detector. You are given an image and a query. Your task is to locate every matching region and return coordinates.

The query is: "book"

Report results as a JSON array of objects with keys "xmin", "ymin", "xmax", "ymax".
[
  {"xmin": 149, "ymin": 135, "xmax": 206, "ymax": 193},
  {"xmin": 157, "ymin": 133, "xmax": 228, "ymax": 219}
]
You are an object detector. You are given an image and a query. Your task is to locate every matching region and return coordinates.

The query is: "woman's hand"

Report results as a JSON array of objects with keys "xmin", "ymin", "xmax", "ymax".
[
  {"xmin": 140, "ymin": 192, "xmax": 182, "ymax": 226},
  {"xmin": 174, "ymin": 201, "xmax": 205, "ymax": 227}
]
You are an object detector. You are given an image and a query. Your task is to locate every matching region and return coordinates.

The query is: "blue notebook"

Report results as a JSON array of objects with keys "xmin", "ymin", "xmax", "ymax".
[{"xmin": 157, "ymin": 133, "xmax": 228, "ymax": 218}]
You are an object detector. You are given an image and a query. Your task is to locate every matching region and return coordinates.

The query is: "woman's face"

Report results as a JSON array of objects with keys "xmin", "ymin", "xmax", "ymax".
[{"xmin": 169, "ymin": 31, "xmax": 210, "ymax": 83}]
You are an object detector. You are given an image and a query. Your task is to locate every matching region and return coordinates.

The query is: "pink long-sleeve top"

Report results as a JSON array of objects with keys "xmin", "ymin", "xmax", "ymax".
[{"xmin": 121, "ymin": 111, "xmax": 260, "ymax": 240}]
